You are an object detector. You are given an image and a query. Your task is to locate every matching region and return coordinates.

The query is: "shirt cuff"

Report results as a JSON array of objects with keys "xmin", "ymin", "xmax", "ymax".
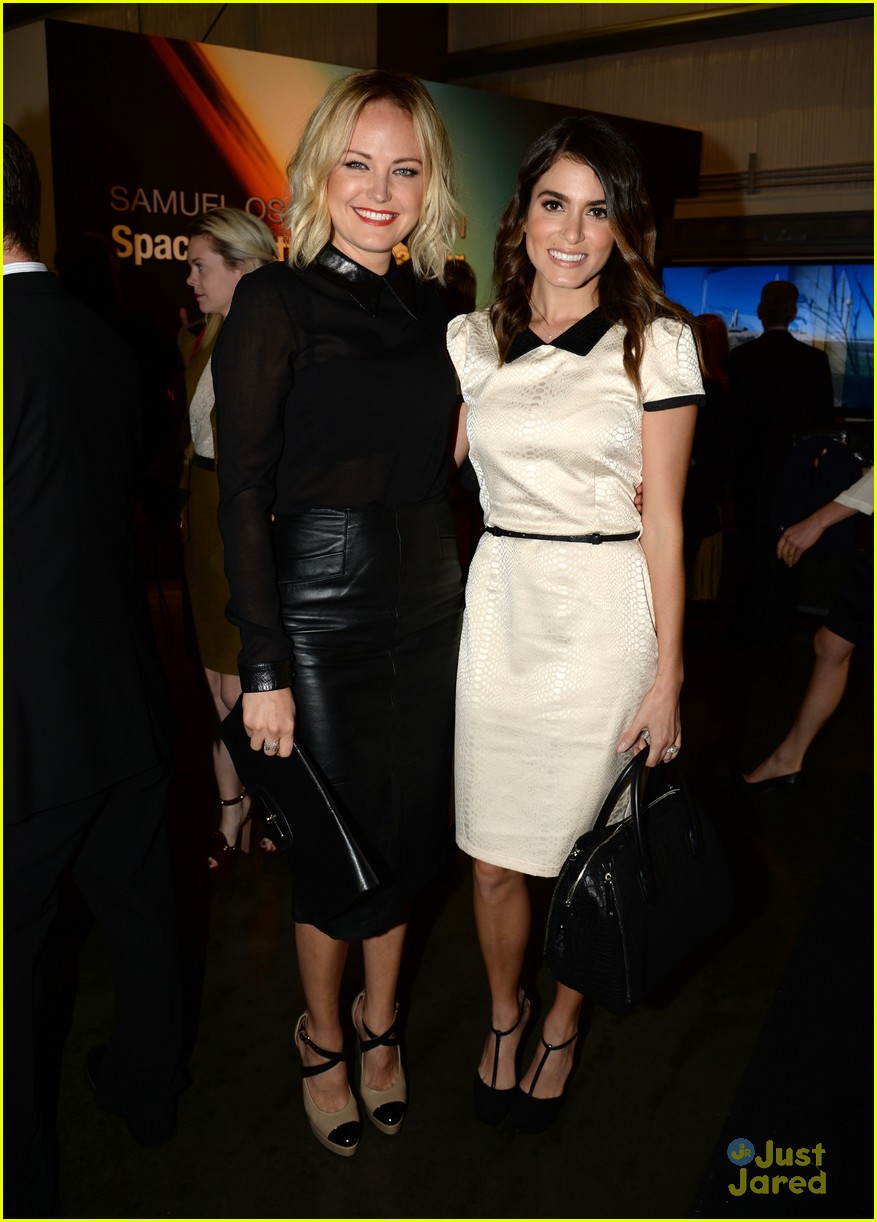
[
  {"xmin": 239, "ymin": 660, "xmax": 292, "ymax": 692},
  {"xmin": 834, "ymin": 469, "xmax": 873, "ymax": 516}
]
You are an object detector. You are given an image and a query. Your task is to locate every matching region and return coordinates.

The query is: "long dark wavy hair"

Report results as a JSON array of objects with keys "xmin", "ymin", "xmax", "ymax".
[{"xmin": 490, "ymin": 115, "xmax": 698, "ymax": 388}]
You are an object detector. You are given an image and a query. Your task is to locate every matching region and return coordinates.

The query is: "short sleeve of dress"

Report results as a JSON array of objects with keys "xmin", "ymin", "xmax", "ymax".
[
  {"xmin": 446, "ymin": 312, "xmax": 470, "ymax": 383},
  {"xmin": 641, "ymin": 317, "xmax": 706, "ymax": 412},
  {"xmin": 214, "ymin": 264, "xmax": 301, "ymax": 687}
]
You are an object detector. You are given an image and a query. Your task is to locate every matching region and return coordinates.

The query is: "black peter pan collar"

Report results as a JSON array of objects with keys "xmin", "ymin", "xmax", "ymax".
[
  {"xmin": 506, "ymin": 307, "xmax": 613, "ymax": 363},
  {"xmin": 314, "ymin": 244, "xmax": 417, "ymax": 319}
]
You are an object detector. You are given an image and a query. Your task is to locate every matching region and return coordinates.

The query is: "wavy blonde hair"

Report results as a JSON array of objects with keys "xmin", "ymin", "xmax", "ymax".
[
  {"xmin": 285, "ymin": 70, "xmax": 460, "ymax": 282},
  {"xmin": 187, "ymin": 207, "xmax": 277, "ymax": 343}
]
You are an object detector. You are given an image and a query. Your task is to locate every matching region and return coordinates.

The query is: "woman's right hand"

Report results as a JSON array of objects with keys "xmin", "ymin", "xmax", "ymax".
[{"xmin": 242, "ymin": 688, "xmax": 296, "ymax": 758}]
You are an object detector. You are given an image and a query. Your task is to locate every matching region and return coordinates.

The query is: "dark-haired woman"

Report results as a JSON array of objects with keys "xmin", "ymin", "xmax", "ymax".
[{"xmin": 447, "ymin": 115, "xmax": 704, "ymax": 1132}]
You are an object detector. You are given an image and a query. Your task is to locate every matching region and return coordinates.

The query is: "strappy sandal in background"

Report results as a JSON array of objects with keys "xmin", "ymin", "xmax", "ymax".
[{"xmin": 207, "ymin": 790, "xmax": 250, "ymax": 877}]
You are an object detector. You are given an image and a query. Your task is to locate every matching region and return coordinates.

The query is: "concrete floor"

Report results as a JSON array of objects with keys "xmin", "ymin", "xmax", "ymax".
[{"xmin": 46, "ymin": 583, "xmax": 873, "ymax": 1220}]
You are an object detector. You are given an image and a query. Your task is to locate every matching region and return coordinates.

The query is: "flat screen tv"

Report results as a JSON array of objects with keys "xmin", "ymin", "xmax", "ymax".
[{"xmin": 660, "ymin": 262, "xmax": 874, "ymax": 416}]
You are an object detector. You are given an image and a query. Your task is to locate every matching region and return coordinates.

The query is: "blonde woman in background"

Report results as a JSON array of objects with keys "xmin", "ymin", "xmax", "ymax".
[{"xmin": 180, "ymin": 207, "xmax": 277, "ymax": 873}]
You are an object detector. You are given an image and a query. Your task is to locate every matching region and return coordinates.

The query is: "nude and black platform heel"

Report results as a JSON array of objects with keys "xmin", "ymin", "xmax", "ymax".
[
  {"xmin": 351, "ymin": 990, "xmax": 407, "ymax": 1135},
  {"xmin": 296, "ymin": 1013, "xmax": 361, "ymax": 1157}
]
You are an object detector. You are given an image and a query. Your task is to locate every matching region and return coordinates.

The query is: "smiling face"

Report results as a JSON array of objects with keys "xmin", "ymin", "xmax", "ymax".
[
  {"xmin": 326, "ymin": 100, "xmax": 425, "ymax": 274},
  {"xmin": 185, "ymin": 234, "xmax": 245, "ymax": 318},
  {"xmin": 524, "ymin": 156, "xmax": 616, "ymax": 311}
]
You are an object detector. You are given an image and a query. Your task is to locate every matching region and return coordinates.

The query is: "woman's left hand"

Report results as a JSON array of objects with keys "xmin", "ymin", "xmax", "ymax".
[
  {"xmin": 616, "ymin": 686, "xmax": 682, "ymax": 768},
  {"xmin": 776, "ymin": 515, "xmax": 825, "ymax": 567}
]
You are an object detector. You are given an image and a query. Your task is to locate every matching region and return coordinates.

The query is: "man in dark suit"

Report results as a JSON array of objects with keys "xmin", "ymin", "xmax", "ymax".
[
  {"xmin": 729, "ymin": 279, "xmax": 835, "ymax": 481},
  {"xmin": 4, "ymin": 124, "xmax": 183, "ymax": 1217},
  {"xmin": 728, "ymin": 279, "xmax": 836, "ymax": 638}
]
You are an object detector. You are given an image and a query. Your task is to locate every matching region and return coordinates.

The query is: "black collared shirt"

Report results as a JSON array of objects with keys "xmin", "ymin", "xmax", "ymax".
[
  {"xmin": 213, "ymin": 245, "xmax": 456, "ymax": 674},
  {"xmin": 312, "ymin": 243, "xmax": 418, "ymax": 319},
  {"xmin": 506, "ymin": 307, "xmax": 613, "ymax": 363}
]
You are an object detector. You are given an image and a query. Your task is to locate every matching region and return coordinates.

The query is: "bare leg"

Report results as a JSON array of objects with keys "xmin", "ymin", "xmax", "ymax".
[
  {"xmin": 295, "ymin": 922, "xmax": 350, "ymax": 1112},
  {"xmin": 519, "ymin": 982, "xmax": 583, "ymax": 1099},
  {"xmin": 353, "ymin": 919, "xmax": 408, "ymax": 1091},
  {"xmin": 472, "ymin": 859, "xmax": 531, "ymax": 1090},
  {"xmin": 205, "ymin": 668, "xmax": 251, "ymax": 866},
  {"xmin": 744, "ymin": 626, "xmax": 855, "ymax": 783},
  {"xmin": 206, "ymin": 670, "xmax": 276, "ymax": 862}
]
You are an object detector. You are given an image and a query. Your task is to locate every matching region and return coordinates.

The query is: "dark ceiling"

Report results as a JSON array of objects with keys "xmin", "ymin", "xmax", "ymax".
[{"xmin": 4, "ymin": 3, "xmax": 872, "ymax": 81}]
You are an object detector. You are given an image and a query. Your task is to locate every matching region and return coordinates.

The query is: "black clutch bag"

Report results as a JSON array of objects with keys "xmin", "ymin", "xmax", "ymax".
[
  {"xmin": 219, "ymin": 697, "xmax": 384, "ymax": 923},
  {"xmin": 544, "ymin": 750, "xmax": 733, "ymax": 1014}
]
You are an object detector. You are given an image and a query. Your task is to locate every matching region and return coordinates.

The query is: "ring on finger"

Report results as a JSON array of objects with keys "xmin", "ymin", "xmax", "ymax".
[
  {"xmin": 263, "ymin": 739, "xmax": 280, "ymax": 754},
  {"xmin": 640, "ymin": 728, "xmax": 651, "ymax": 745},
  {"xmin": 664, "ymin": 744, "xmax": 679, "ymax": 757}
]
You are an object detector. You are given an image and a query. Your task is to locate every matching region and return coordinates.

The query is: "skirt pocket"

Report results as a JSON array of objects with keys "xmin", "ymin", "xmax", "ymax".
[{"xmin": 274, "ymin": 511, "xmax": 347, "ymax": 585}]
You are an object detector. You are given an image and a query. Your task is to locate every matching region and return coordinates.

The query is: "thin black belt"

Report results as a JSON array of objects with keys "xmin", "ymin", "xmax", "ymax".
[
  {"xmin": 484, "ymin": 525, "xmax": 639, "ymax": 544},
  {"xmin": 191, "ymin": 453, "xmax": 216, "ymax": 471}
]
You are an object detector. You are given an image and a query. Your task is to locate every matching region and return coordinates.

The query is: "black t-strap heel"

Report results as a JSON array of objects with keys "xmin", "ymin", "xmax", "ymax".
[
  {"xmin": 509, "ymin": 1028, "xmax": 579, "ymax": 1133},
  {"xmin": 473, "ymin": 991, "xmax": 531, "ymax": 1124}
]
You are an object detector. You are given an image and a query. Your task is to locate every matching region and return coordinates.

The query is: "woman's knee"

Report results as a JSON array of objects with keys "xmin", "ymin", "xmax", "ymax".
[
  {"xmin": 218, "ymin": 671, "xmax": 243, "ymax": 713},
  {"xmin": 813, "ymin": 625, "xmax": 855, "ymax": 666},
  {"xmin": 472, "ymin": 858, "xmax": 519, "ymax": 899}
]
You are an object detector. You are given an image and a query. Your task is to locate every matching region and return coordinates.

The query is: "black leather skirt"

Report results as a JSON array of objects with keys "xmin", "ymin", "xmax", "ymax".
[{"xmin": 275, "ymin": 499, "xmax": 463, "ymax": 939}]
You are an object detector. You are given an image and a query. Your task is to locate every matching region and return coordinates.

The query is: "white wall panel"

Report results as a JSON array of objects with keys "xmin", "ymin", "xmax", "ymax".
[{"xmin": 451, "ymin": 16, "xmax": 872, "ymax": 213}]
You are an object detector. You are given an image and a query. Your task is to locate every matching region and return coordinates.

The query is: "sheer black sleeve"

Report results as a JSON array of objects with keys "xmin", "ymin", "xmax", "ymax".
[{"xmin": 214, "ymin": 265, "xmax": 300, "ymax": 690}]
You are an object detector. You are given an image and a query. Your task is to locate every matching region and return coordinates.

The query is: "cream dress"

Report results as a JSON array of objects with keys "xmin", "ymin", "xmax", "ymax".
[{"xmin": 447, "ymin": 309, "xmax": 704, "ymax": 876}]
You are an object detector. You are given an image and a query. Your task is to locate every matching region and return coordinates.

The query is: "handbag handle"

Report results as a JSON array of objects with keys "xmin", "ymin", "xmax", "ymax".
[
  {"xmin": 594, "ymin": 750, "xmax": 704, "ymax": 904},
  {"xmin": 592, "ymin": 748, "xmax": 649, "ymax": 833}
]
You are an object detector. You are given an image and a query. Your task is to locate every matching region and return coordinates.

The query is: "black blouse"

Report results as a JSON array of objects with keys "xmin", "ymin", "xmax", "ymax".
[{"xmin": 213, "ymin": 245, "xmax": 458, "ymax": 683}]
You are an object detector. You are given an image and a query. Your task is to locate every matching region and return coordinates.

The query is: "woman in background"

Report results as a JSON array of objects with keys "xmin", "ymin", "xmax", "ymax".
[
  {"xmin": 213, "ymin": 71, "xmax": 463, "ymax": 1157},
  {"xmin": 683, "ymin": 311, "xmax": 729, "ymax": 599},
  {"xmin": 180, "ymin": 207, "xmax": 277, "ymax": 873},
  {"xmin": 448, "ymin": 115, "xmax": 703, "ymax": 1133}
]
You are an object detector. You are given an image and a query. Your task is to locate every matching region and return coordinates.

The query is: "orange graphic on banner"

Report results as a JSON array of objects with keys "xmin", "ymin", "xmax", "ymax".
[{"xmin": 148, "ymin": 36, "xmax": 285, "ymax": 222}]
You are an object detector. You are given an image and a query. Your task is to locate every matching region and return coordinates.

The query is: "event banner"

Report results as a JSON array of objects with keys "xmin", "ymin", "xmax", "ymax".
[
  {"xmin": 44, "ymin": 19, "xmax": 580, "ymax": 343},
  {"xmin": 44, "ymin": 21, "xmax": 699, "ymax": 340}
]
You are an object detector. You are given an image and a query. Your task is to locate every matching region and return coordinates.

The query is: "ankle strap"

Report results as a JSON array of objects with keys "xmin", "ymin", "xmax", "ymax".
[
  {"xmin": 297, "ymin": 1018, "xmax": 345, "ymax": 1079},
  {"xmin": 487, "ymin": 993, "xmax": 529, "ymax": 1089},
  {"xmin": 358, "ymin": 1006, "xmax": 399, "ymax": 1052},
  {"xmin": 528, "ymin": 1030, "xmax": 578, "ymax": 1097},
  {"xmin": 220, "ymin": 789, "xmax": 248, "ymax": 807},
  {"xmin": 490, "ymin": 992, "xmax": 529, "ymax": 1040}
]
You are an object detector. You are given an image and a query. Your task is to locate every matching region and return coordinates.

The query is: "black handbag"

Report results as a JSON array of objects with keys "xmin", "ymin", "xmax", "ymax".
[
  {"xmin": 544, "ymin": 749, "xmax": 732, "ymax": 1014},
  {"xmin": 219, "ymin": 697, "xmax": 384, "ymax": 923}
]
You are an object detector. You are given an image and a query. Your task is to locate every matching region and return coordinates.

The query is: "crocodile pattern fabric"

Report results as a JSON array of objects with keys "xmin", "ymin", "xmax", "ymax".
[{"xmin": 447, "ymin": 309, "xmax": 703, "ymax": 876}]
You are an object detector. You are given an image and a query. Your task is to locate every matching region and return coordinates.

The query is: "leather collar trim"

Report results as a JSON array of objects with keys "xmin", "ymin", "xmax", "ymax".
[
  {"xmin": 507, "ymin": 307, "xmax": 613, "ymax": 362},
  {"xmin": 314, "ymin": 244, "xmax": 416, "ymax": 318}
]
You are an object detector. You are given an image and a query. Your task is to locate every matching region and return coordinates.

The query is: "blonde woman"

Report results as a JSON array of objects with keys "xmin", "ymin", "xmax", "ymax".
[
  {"xmin": 180, "ymin": 207, "xmax": 276, "ymax": 873},
  {"xmin": 213, "ymin": 71, "xmax": 463, "ymax": 1156}
]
